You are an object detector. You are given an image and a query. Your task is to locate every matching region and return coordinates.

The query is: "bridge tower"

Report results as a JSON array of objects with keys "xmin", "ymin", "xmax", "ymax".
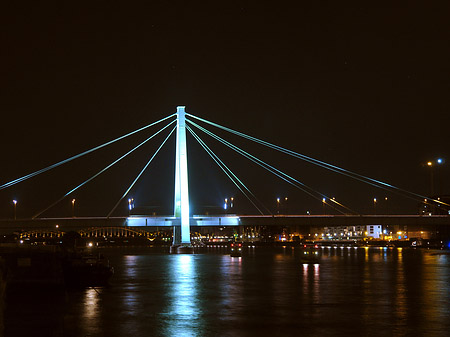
[{"xmin": 173, "ymin": 106, "xmax": 191, "ymax": 246}]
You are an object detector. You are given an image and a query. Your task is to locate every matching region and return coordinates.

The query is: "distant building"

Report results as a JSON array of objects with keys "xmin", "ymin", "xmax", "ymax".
[
  {"xmin": 366, "ymin": 225, "xmax": 382, "ymax": 239},
  {"xmin": 322, "ymin": 226, "xmax": 366, "ymax": 239}
]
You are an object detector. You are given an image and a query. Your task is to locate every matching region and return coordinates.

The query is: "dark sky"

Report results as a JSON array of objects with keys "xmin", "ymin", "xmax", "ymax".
[{"xmin": 1, "ymin": 1, "xmax": 449, "ymax": 218}]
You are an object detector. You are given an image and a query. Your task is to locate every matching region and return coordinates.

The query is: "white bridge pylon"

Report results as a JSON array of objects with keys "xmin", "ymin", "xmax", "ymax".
[
  {"xmin": 174, "ymin": 106, "xmax": 191, "ymax": 245},
  {"xmin": 126, "ymin": 106, "xmax": 240, "ymax": 243}
]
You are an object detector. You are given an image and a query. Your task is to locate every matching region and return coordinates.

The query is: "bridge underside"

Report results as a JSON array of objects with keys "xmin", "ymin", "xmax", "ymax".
[
  {"xmin": 127, "ymin": 216, "xmax": 240, "ymax": 227},
  {"xmin": 1, "ymin": 215, "xmax": 449, "ymax": 234}
]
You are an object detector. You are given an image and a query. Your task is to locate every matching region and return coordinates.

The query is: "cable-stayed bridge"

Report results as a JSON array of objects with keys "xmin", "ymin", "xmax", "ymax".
[{"xmin": 1, "ymin": 107, "xmax": 449, "ymax": 246}]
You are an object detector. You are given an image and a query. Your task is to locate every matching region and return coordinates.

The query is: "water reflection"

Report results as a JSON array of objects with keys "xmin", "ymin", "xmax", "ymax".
[
  {"xmin": 422, "ymin": 252, "xmax": 450, "ymax": 334},
  {"xmin": 393, "ymin": 247, "xmax": 407, "ymax": 328},
  {"xmin": 163, "ymin": 255, "xmax": 200, "ymax": 336},
  {"xmin": 122, "ymin": 255, "xmax": 139, "ymax": 315},
  {"xmin": 219, "ymin": 255, "xmax": 243, "ymax": 328},
  {"xmin": 301, "ymin": 263, "xmax": 321, "ymax": 303},
  {"xmin": 4, "ymin": 247, "xmax": 449, "ymax": 336},
  {"xmin": 81, "ymin": 288, "xmax": 103, "ymax": 336}
]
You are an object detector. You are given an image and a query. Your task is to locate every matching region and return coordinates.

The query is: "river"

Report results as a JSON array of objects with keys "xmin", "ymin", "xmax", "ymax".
[{"xmin": 3, "ymin": 246, "xmax": 450, "ymax": 337}]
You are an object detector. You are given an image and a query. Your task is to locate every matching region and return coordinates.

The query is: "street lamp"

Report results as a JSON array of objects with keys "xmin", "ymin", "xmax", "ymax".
[
  {"xmin": 276, "ymin": 198, "xmax": 280, "ymax": 214},
  {"xmin": 426, "ymin": 158, "xmax": 444, "ymax": 196},
  {"xmin": 322, "ymin": 198, "xmax": 326, "ymax": 215},
  {"xmin": 13, "ymin": 200, "xmax": 17, "ymax": 220},
  {"xmin": 436, "ymin": 158, "xmax": 444, "ymax": 195},
  {"xmin": 373, "ymin": 198, "xmax": 377, "ymax": 214},
  {"xmin": 128, "ymin": 198, "xmax": 132, "ymax": 216},
  {"xmin": 427, "ymin": 161, "xmax": 434, "ymax": 196},
  {"xmin": 384, "ymin": 197, "xmax": 388, "ymax": 214},
  {"xmin": 72, "ymin": 199, "xmax": 76, "ymax": 217}
]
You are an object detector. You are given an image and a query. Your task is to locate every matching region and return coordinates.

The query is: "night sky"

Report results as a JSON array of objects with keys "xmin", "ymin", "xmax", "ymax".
[{"xmin": 1, "ymin": 1, "xmax": 449, "ymax": 218}]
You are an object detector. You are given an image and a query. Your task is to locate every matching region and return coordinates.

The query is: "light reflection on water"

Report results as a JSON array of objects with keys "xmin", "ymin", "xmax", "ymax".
[
  {"xmin": 3, "ymin": 247, "xmax": 450, "ymax": 337},
  {"xmin": 80, "ymin": 288, "xmax": 103, "ymax": 336},
  {"xmin": 163, "ymin": 255, "xmax": 199, "ymax": 337}
]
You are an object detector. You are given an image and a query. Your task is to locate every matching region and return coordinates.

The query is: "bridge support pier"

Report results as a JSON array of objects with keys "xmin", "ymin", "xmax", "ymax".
[{"xmin": 171, "ymin": 106, "xmax": 193, "ymax": 253}]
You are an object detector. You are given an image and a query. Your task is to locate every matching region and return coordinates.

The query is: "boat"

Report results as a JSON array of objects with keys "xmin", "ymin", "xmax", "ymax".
[
  {"xmin": 300, "ymin": 244, "xmax": 320, "ymax": 264},
  {"xmin": 230, "ymin": 242, "xmax": 243, "ymax": 257},
  {"xmin": 63, "ymin": 251, "xmax": 114, "ymax": 288}
]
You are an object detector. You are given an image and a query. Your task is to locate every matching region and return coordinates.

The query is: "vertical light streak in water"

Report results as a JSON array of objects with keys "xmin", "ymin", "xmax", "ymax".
[
  {"xmin": 381, "ymin": 246, "xmax": 388, "ymax": 262},
  {"xmin": 164, "ymin": 255, "xmax": 199, "ymax": 337},
  {"xmin": 82, "ymin": 288, "xmax": 103, "ymax": 336},
  {"xmin": 361, "ymin": 247, "xmax": 372, "ymax": 327},
  {"xmin": 313, "ymin": 263, "xmax": 320, "ymax": 302},
  {"xmin": 393, "ymin": 248, "xmax": 407, "ymax": 326},
  {"xmin": 122, "ymin": 255, "xmax": 139, "ymax": 316},
  {"xmin": 301, "ymin": 263, "xmax": 321, "ymax": 304},
  {"xmin": 302, "ymin": 264, "xmax": 309, "ymax": 294},
  {"xmin": 219, "ymin": 255, "xmax": 243, "ymax": 327}
]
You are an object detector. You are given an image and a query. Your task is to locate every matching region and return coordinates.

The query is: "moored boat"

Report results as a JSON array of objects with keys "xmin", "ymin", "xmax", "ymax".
[{"xmin": 63, "ymin": 251, "xmax": 114, "ymax": 288}]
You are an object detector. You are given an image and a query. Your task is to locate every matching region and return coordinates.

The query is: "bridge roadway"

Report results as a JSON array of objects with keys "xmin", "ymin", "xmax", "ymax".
[{"xmin": 0, "ymin": 214, "xmax": 449, "ymax": 234}]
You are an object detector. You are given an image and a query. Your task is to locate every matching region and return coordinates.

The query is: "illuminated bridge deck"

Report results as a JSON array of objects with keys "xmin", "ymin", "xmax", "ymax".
[{"xmin": 1, "ymin": 214, "xmax": 449, "ymax": 233}]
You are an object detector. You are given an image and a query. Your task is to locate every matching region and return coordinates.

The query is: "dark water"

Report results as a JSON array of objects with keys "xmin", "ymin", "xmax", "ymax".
[{"xmin": 3, "ymin": 246, "xmax": 450, "ymax": 337}]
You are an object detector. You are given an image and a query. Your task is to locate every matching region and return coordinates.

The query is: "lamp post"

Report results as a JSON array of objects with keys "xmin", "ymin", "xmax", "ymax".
[
  {"xmin": 322, "ymin": 198, "xmax": 326, "ymax": 215},
  {"xmin": 373, "ymin": 198, "xmax": 377, "ymax": 215},
  {"xmin": 384, "ymin": 197, "xmax": 388, "ymax": 214},
  {"xmin": 427, "ymin": 161, "xmax": 434, "ymax": 196},
  {"xmin": 276, "ymin": 198, "xmax": 280, "ymax": 214},
  {"xmin": 72, "ymin": 199, "xmax": 76, "ymax": 218},
  {"xmin": 436, "ymin": 158, "xmax": 444, "ymax": 195},
  {"xmin": 426, "ymin": 158, "xmax": 444, "ymax": 197},
  {"xmin": 13, "ymin": 200, "xmax": 17, "ymax": 220}
]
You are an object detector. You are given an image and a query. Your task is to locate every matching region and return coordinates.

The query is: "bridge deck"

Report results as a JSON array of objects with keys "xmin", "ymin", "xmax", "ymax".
[{"xmin": 1, "ymin": 214, "xmax": 449, "ymax": 233}]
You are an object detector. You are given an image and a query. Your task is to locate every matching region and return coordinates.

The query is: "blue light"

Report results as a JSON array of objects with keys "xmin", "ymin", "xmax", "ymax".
[{"xmin": 437, "ymin": 158, "xmax": 443, "ymax": 164}]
